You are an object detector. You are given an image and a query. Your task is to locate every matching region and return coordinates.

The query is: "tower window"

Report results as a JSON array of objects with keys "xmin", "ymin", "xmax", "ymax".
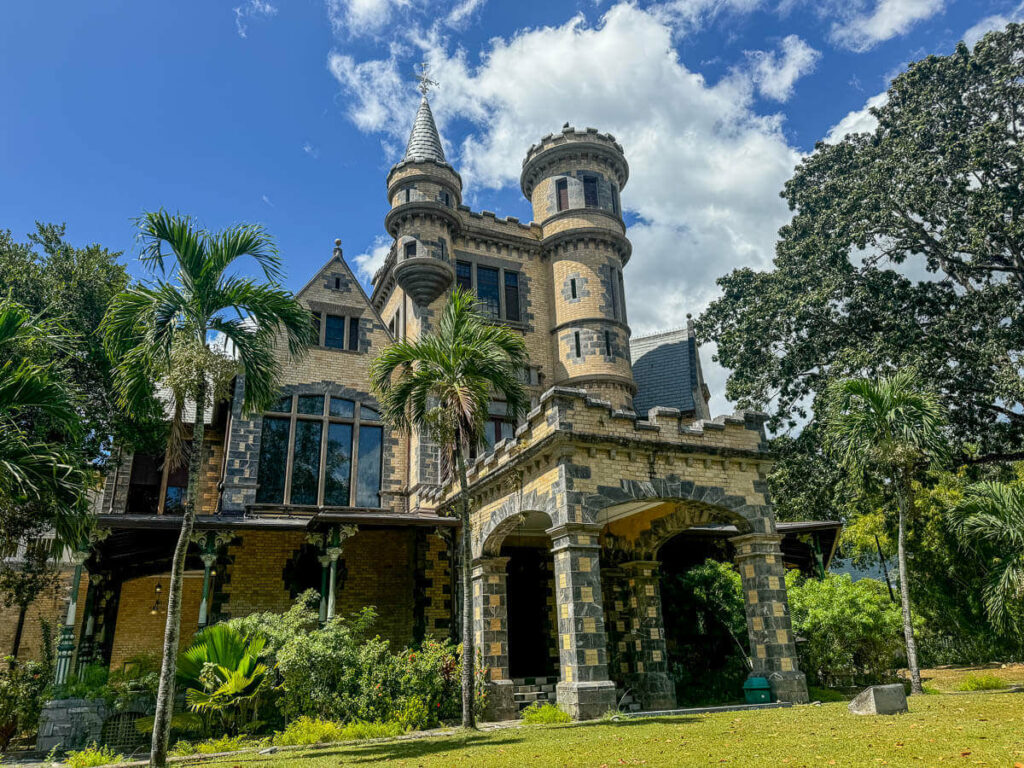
[
  {"xmin": 583, "ymin": 175, "xmax": 599, "ymax": 208},
  {"xmin": 612, "ymin": 186, "xmax": 621, "ymax": 216},
  {"xmin": 609, "ymin": 267, "xmax": 619, "ymax": 320},
  {"xmin": 604, "ymin": 330, "xmax": 612, "ymax": 357},
  {"xmin": 556, "ymin": 178, "xmax": 569, "ymax": 212},
  {"xmin": 617, "ymin": 269, "xmax": 627, "ymax": 323},
  {"xmin": 570, "ymin": 278, "xmax": 577, "ymax": 299},
  {"xmin": 442, "ymin": 191, "xmax": 451, "ymax": 206},
  {"xmin": 456, "ymin": 260, "xmax": 472, "ymax": 292},
  {"xmin": 404, "ymin": 241, "xmax": 417, "ymax": 259},
  {"xmin": 334, "ymin": 277, "xmax": 341, "ymax": 290},
  {"xmin": 348, "ymin": 317, "xmax": 360, "ymax": 351},
  {"xmin": 504, "ymin": 271, "xmax": 520, "ymax": 322},
  {"xmin": 574, "ymin": 331, "xmax": 582, "ymax": 358},
  {"xmin": 324, "ymin": 315, "xmax": 345, "ymax": 349},
  {"xmin": 477, "ymin": 266, "xmax": 501, "ymax": 318},
  {"xmin": 404, "ymin": 188, "xmax": 411, "ymax": 203}
]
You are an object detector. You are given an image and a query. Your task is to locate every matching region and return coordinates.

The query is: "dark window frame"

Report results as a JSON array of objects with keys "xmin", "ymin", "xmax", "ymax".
[
  {"xmin": 455, "ymin": 259, "xmax": 523, "ymax": 323},
  {"xmin": 556, "ymin": 178, "xmax": 569, "ymax": 212},
  {"xmin": 583, "ymin": 175, "xmax": 599, "ymax": 208}
]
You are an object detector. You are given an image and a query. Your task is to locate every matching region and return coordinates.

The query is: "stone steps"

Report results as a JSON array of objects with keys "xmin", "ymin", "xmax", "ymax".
[{"xmin": 512, "ymin": 676, "xmax": 559, "ymax": 712}]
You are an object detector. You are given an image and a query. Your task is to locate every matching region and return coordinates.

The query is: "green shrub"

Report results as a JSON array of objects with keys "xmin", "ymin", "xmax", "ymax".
[
  {"xmin": 956, "ymin": 673, "xmax": 1007, "ymax": 691},
  {"xmin": 391, "ymin": 697, "xmax": 431, "ymax": 732},
  {"xmin": 52, "ymin": 664, "xmax": 110, "ymax": 702},
  {"xmin": 168, "ymin": 734, "xmax": 265, "ymax": 756},
  {"xmin": 0, "ymin": 656, "xmax": 52, "ymax": 751},
  {"xmin": 64, "ymin": 742, "xmax": 124, "ymax": 768},
  {"xmin": 520, "ymin": 703, "xmax": 571, "ymax": 724},
  {"xmin": 273, "ymin": 716, "xmax": 347, "ymax": 746}
]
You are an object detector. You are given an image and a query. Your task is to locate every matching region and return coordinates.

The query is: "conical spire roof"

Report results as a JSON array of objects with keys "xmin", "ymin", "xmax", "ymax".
[{"xmin": 403, "ymin": 97, "xmax": 446, "ymax": 163}]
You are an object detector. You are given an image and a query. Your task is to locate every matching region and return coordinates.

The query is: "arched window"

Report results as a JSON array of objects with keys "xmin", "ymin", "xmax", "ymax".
[{"xmin": 255, "ymin": 394, "xmax": 383, "ymax": 508}]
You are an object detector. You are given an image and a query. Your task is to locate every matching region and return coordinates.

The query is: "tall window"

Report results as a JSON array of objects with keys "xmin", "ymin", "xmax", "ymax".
[
  {"xmin": 477, "ymin": 265, "xmax": 501, "ymax": 318},
  {"xmin": 255, "ymin": 394, "xmax": 383, "ymax": 508},
  {"xmin": 556, "ymin": 178, "xmax": 569, "ymax": 212},
  {"xmin": 324, "ymin": 315, "xmax": 345, "ymax": 349},
  {"xmin": 404, "ymin": 241, "xmax": 417, "ymax": 259},
  {"xmin": 348, "ymin": 317, "xmax": 360, "ymax": 351},
  {"xmin": 456, "ymin": 260, "xmax": 472, "ymax": 292},
  {"xmin": 504, "ymin": 272, "xmax": 520, "ymax": 322},
  {"xmin": 574, "ymin": 331, "xmax": 582, "ymax": 358},
  {"xmin": 583, "ymin": 175, "xmax": 599, "ymax": 208},
  {"xmin": 609, "ymin": 268, "xmax": 619, "ymax": 320}
]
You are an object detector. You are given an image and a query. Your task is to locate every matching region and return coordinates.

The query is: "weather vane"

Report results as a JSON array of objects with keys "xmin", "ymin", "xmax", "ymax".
[{"xmin": 415, "ymin": 61, "xmax": 438, "ymax": 97}]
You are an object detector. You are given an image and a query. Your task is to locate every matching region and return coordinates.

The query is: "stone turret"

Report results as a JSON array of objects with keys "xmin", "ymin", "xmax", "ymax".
[
  {"xmin": 384, "ymin": 96, "xmax": 462, "ymax": 306},
  {"xmin": 522, "ymin": 125, "xmax": 635, "ymax": 410}
]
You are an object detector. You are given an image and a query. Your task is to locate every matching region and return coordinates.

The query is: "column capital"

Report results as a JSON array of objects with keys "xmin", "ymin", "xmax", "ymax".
[
  {"xmin": 730, "ymin": 532, "xmax": 783, "ymax": 560},
  {"xmin": 471, "ymin": 556, "xmax": 510, "ymax": 577},
  {"xmin": 547, "ymin": 522, "xmax": 602, "ymax": 551}
]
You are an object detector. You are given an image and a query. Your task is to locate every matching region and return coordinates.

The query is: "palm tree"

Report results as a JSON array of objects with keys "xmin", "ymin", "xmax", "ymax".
[
  {"xmin": 370, "ymin": 287, "xmax": 528, "ymax": 728},
  {"xmin": 101, "ymin": 211, "xmax": 314, "ymax": 767},
  {"xmin": 824, "ymin": 369, "xmax": 947, "ymax": 694},
  {"xmin": 948, "ymin": 480, "xmax": 1024, "ymax": 633}
]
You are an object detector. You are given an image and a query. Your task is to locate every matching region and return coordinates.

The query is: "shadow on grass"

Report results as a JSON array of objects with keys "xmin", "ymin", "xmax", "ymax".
[
  {"xmin": 307, "ymin": 734, "xmax": 526, "ymax": 764},
  {"xmin": 569, "ymin": 716, "xmax": 703, "ymax": 729}
]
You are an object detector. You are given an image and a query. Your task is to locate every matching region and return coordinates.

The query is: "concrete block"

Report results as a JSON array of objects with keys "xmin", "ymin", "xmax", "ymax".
[{"xmin": 848, "ymin": 684, "xmax": 908, "ymax": 715}]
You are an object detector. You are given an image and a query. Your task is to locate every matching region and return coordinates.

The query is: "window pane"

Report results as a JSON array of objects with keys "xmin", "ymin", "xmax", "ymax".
[
  {"xmin": 361, "ymin": 405, "xmax": 381, "ymax": 421},
  {"xmin": 482, "ymin": 420, "xmax": 497, "ymax": 452},
  {"xmin": 556, "ymin": 178, "xmax": 568, "ymax": 211},
  {"xmin": 456, "ymin": 261, "xmax": 472, "ymax": 292},
  {"xmin": 355, "ymin": 425, "xmax": 383, "ymax": 507},
  {"xmin": 330, "ymin": 397, "xmax": 354, "ymax": 418},
  {"xmin": 504, "ymin": 271, "xmax": 520, "ymax": 322},
  {"xmin": 256, "ymin": 417, "xmax": 290, "ymax": 504},
  {"xmin": 297, "ymin": 394, "xmax": 324, "ymax": 415},
  {"xmin": 348, "ymin": 317, "xmax": 360, "ymax": 351},
  {"xmin": 584, "ymin": 176, "xmax": 598, "ymax": 208},
  {"xmin": 271, "ymin": 395, "xmax": 292, "ymax": 412},
  {"xmin": 325, "ymin": 315, "xmax": 345, "ymax": 348},
  {"xmin": 500, "ymin": 420, "xmax": 516, "ymax": 442},
  {"xmin": 290, "ymin": 420, "xmax": 322, "ymax": 505},
  {"xmin": 477, "ymin": 266, "xmax": 500, "ymax": 318},
  {"xmin": 324, "ymin": 423, "xmax": 352, "ymax": 506}
]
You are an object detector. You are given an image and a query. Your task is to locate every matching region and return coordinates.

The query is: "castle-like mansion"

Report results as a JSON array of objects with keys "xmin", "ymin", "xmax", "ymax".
[{"xmin": 5, "ymin": 96, "xmax": 841, "ymax": 720}]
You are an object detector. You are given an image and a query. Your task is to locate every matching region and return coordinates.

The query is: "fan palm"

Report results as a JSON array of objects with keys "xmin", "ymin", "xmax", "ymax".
[
  {"xmin": 370, "ymin": 287, "xmax": 529, "ymax": 728},
  {"xmin": 101, "ymin": 211, "xmax": 314, "ymax": 767},
  {"xmin": 948, "ymin": 480, "xmax": 1024, "ymax": 633},
  {"xmin": 0, "ymin": 297, "xmax": 91, "ymax": 546},
  {"xmin": 824, "ymin": 369, "xmax": 947, "ymax": 695}
]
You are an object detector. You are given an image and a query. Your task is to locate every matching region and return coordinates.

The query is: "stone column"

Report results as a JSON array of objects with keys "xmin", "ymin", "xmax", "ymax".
[
  {"xmin": 471, "ymin": 557, "xmax": 515, "ymax": 722},
  {"xmin": 621, "ymin": 561, "xmax": 676, "ymax": 710},
  {"xmin": 549, "ymin": 523, "xmax": 616, "ymax": 719},
  {"xmin": 731, "ymin": 533, "xmax": 809, "ymax": 703},
  {"xmin": 191, "ymin": 530, "xmax": 230, "ymax": 628},
  {"xmin": 310, "ymin": 525, "xmax": 358, "ymax": 622}
]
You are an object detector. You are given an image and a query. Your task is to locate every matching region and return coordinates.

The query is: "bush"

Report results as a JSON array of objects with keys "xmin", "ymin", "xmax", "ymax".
[
  {"xmin": 786, "ymin": 572, "xmax": 907, "ymax": 687},
  {"xmin": 336, "ymin": 721, "xmax": 404, "ymax": 740},
  {"xmin": 52, "ymin": 664, "xmax": 110, "ymax": 702},
  {"xmin": 956, "ymin": 673, "xmax": 1007, "ymax": 691},
  {"xmin": 168, "ymin": 734, "xmax": 266, "ymax": 756},
  {"xmin": 520, "ymin": 702, "xmax": 571, "ymax": 724},
  {"xmin": 0, "ymin": 656, "xmax": 52, "ymax": 751},
  {"xmin": 64, "ymin": 742, "xmax": 124, "ymax": 768},
  {"xmin": 273, "ymin": 716, "xmax": 347, "ymax": 746}
]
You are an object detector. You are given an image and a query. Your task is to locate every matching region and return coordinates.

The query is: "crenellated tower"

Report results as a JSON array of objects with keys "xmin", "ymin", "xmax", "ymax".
[
  {"xmin": 384, "ymin": 95, "xmax": 462, "ymax": 307},
  {"xmin": 521, "ymin": 125, "xmax": 635, "ymax": 410}
]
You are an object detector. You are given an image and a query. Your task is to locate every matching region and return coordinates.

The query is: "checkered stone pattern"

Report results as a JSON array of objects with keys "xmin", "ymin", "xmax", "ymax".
[
  {"xmin": 621, "ymin": 561, "xmax": 676, "ymax": 710},
  {"xmin": 471, "ymin": 557, "xmax": 516, "ymax": 721},
  {"xmin": 731, "ymin": 533, "xmax": 809, "ymax": 704},
  {"xmin": 551, "ymin": 524, "xmax": 617, "ymax": 719}
]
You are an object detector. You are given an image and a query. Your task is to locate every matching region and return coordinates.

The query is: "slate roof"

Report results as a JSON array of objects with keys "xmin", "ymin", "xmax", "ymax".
[
  {"xmin": 404, "ymin": 97, "xmax": 446, "ymax": 163},
  {"xmin": 630, "ymin": 328, "xmax": 698, "ymax": 417}
]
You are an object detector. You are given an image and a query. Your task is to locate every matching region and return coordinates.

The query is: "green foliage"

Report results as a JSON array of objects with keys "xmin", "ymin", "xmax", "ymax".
[
  {"xmin": 168, "ymin": 734, "xmax": 266, "ymax": 756},
  {"xmin": 520, "ymin": 703, "xmax": 571, "ymax": 724},
  {"xmin": 661, "ymin": 560, "xmax": 750, "ymax": 706},
  {"xmin": 52, "ymin": 664, "xmax": 111, "ymax": 702},
  {"xmin": 272, "ymin": 717, "xmax": 348, "ymax": 746},
  {"xmin": 0, "ymin": 656, "xmax": 52, "ymax": 752},
  {"xmin": 63, "ymin": 742, "xmax": 124, "ymax": 768},
  {"xmin": 806, "ymin": 686, "xmax": 850, "ymax": 703},
  {"xmin": 786, "ymin": 572, "xmax": 906, "ymax": 687},
  {"xmin": 956, "ymin": 673, "xmax": 1007, "ymax": 692},
  {"xmin": 177, "ymin": 624, "xmax": 269, "ymax": 735}
]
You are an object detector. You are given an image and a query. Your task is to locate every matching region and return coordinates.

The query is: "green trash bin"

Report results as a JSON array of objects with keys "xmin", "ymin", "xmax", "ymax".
[{"xmin": 743, "ymin": 677, "xmax": 773, "ymax": 704}]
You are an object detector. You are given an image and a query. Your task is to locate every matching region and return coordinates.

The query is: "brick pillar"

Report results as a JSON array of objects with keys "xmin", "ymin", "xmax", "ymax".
[
  {"xmin": 549, "ymin": 523, "xmax": 616, "ymax": 719},
  {"xmin": 621, "ymin": 561, "xmax": 676, "ymax": 710},
  {"xmin": 471, "ymin": 557, "xmax": 515, "ymax": 721},
  {"xmin": 731, "ymin": 533, "xmax": 809, "ymax": 703}
]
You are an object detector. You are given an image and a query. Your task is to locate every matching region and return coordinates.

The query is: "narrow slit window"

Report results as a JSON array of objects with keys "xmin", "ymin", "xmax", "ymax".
[
  {"xmin": 609, "ymin": 268, "xmax": 619, "ymax": 320},
  {"xmin": 556, "ymin": 178, "xmax": 569, "ymax": 212},
  {"xmin": 604, "ymin": 330, "xmax": 612, "ymax": 357},
  {"xmin": 570, "ymin": 278, "xmax": 577, "ymax": 299},
  {"xmin": 404, "ymin": 188, "xmax": 411, "ymax": 203},
  {"xmin": 617, "ymin": 270, "xmax": 627, "ymax": 323},
  {"xmin": 334, "ymin": 277, "xmax": 341, "ymax": 290},
  {"xmin": 348, "ymin": 317, "xmax": 360, "ymax": 351},
  {"xmin": 504, "ymin": 271, "xmax": 520, "ymax": 322},
  {"xmin": 574, "ymin": 331, "xmax": 581, "ymax": 358}
]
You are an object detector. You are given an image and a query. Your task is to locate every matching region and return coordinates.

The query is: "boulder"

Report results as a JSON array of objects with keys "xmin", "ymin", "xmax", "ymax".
[{"xmin": 847, "ymin": 684, "xmax": 908, "ymax": 715}]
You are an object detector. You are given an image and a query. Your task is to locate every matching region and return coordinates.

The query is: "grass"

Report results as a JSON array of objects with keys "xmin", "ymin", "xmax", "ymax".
[
  {"xmin": 956, "ymin": 673, "xmax": 1009, "ymax": 692},
  {"xmin": 185, "ymin": 692, "xmax": 1023, "ymax": 768},
  {"xmin": 63, "ymin": 743, "xmax": 125, "ymax": 768},
  {"xmin": 917, "ymin": 663, "xmax": 1024, "ymax": 693},
  {"xmin": 519, "ymin": 702, "xmax": 572, "ymax": 724}
]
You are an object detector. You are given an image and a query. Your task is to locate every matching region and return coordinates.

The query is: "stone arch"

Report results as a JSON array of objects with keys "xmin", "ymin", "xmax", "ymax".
[{"xmin": 476, "ymin": 490, "xmax": 558, "ymax": 558}]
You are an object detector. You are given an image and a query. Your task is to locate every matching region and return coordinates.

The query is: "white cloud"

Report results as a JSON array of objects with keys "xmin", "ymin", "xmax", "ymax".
[
  {"xmin": 353, "ymin": 235, "xmax": 392, "ymax": 282},
  {"xmin": 824, "ymin": 91, "xmax": 888, "ymax": 143},
  {"xmin": 234, "ymin": 0, "xmax": 277, "ymax": 38},
  {"xmin": 746, "ymin": 35, "xmax": 820, "ymax": 102},
  {"xmin": 828, "ymin": 0, "xmax": 944, "ymax": 51},
  {"xmin": 303, "ymin": 142, "xmax": 320, "ymax": 158},
  {"xmin": 326, "ymin": 0, "xmax": 413, "ymax": 36},
  {"xmin": 446, "ymin": 0, "xmax": 487, "ymax": 28},
  {"xmin": 330, "ymin": 3, "xmax": 805, "ymax": 416},
  {"xmin": 653, "ymin": 0, "xmax": 766, "ymax": 35},
  {"xmin": 964, "ymin": 2, "xmax": 1024, "ymax": 48},
  {"xmin": 261, "ymin": 194, "xmax": 274, "ymax": 207}
]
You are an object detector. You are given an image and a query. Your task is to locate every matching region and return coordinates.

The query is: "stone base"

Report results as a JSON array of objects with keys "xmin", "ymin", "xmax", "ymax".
[
  {"xmin": 36, "ymin": 698, "xmax": 109, "ymax": 753},
  {"xmin": 767, "ymin": 671, "xmax": 809, "ymax": 704},
  {"xmin": 640, "ymin": 673, "xmax": 677, "ymax": 711},
  {"xmin": 482, "ymin": 679, "xmax": 517, "ymax": 722},
  {"xmin": 557, "ymin": 680, "xmax": 617, "ymax": 720}
]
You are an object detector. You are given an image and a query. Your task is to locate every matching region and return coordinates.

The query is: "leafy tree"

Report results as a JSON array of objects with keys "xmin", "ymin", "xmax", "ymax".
[
  {"xmin": 700, "ymin": 23, "xmax": 1024, "ymax": 464},
  {"xmin": 100, "ymin": 211, "xmax": 314, "ymax": 768},
  {"xmin": 948, "ymin": 475, "xmax": 1024, "ymax": 633},
  {"xmin": 823, "ymin": 371, "xmax": 947, "ymax": 694},
  {"xmin": 370, "ymin": 287, "xmax": 529, "ymax": 728}
]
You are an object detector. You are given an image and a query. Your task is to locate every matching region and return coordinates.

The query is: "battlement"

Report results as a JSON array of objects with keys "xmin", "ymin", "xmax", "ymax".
[
  {"xmin": 523, "ymin": 125, "xmax": 625, "ymax": 167},
  {"xmin": 521, "ymin": 125, "xmax": 630, "ymax": 199}
]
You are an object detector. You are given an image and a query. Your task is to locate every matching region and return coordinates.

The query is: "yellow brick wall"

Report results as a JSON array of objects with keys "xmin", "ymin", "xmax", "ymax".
[
  {"xmin": 109, "ymin": 574, "xmax": 203, "ymax": 670},
  {"xmin": 222, "ymin": 530, "xmax": 305, "ymax": 618},
  {"xmin": 0, "ymin": 568, "xmax": 77, "ymax": 661}
]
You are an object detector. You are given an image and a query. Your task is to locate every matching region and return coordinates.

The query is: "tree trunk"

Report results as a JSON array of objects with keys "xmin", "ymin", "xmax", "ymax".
[
  {"xmin": 150, "ymin": 383, "xmax": 206, "ymax": 768},
  {"xmin": 896, "ymin": 490, "xmax": 923, "ymax": 695},
  {"xmin": 10, "ymin": 604, "xmax": 27, "ymax": 660},
  {"xmin": 455, "ymin": 442, "xmax": 475, "ymax": 729}
]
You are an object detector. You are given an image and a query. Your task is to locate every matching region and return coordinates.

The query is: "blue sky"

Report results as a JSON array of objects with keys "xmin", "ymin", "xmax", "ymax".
[{"xmin": 3, "ymin": 0, "xmax": 1021, "ymax": 412}]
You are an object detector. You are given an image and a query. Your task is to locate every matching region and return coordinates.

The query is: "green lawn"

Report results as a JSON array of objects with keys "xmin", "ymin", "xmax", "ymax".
[{"xmin": 192, "ymin": 693, "xmax": 1024, "ymax": 768}]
